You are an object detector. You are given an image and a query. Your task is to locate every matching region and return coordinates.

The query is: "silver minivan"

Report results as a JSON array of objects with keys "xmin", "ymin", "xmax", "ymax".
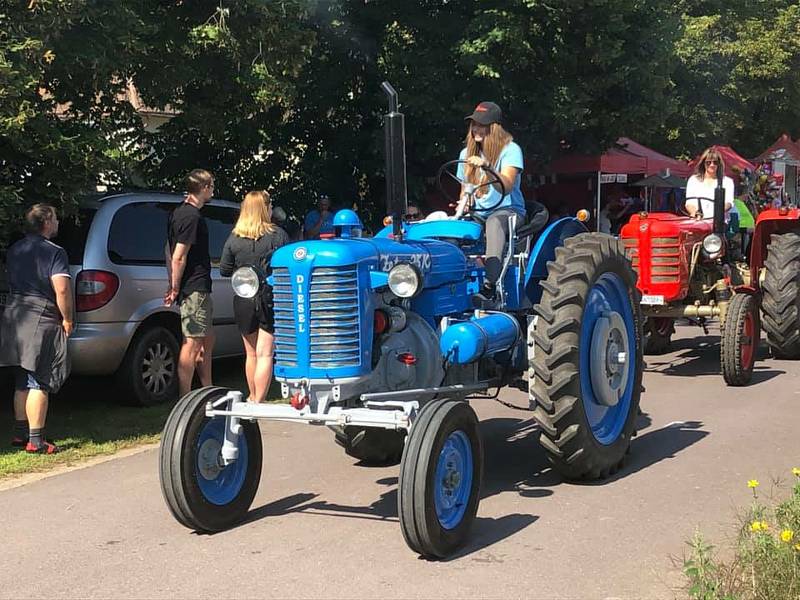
[{"xmin": 6, "ymin": 192, "xmax": 243, "ymax": 405}]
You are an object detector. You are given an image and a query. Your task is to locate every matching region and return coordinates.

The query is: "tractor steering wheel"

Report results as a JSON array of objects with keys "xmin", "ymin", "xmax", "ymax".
[
  {"xmin": 681, "ymin": 195, "xmax": 712, "ymax": 219},
  {"xmin": 437, "ymin": 159, "xmax": 508, "ymax": 218}
]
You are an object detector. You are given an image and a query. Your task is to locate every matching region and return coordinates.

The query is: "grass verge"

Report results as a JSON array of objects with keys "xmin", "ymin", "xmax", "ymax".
[{"xmin": 0, "ymin": 358, "xmax": 274, "ymax": 480}]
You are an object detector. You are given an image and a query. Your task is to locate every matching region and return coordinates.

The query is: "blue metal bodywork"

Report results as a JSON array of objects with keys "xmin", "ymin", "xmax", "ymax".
[{"xmin": 270, "ymin": 215, "xmax": 587, "ymax": 382}]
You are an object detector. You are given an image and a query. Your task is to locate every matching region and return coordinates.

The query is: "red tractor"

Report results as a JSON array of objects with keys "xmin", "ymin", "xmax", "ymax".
[{"xmin": 620, "ymin": 180, "xmax": 800, "ymax": 385}]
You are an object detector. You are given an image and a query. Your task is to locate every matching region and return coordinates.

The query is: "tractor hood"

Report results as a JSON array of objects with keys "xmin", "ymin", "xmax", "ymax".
[{"xmin": 270, "ymin": 236, "xmax": 468, "ymax": 291}]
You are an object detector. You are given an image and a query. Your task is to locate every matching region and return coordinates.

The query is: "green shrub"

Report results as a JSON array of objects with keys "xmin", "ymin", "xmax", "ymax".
[{"xmin": 684, "ymin": 469, "xmax": 800, "ymax": 599}]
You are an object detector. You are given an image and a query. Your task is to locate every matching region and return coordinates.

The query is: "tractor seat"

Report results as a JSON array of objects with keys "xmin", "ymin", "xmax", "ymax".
[{"xmin": 514, "ymin": 203, "xmax": 549, "ymax": 251}]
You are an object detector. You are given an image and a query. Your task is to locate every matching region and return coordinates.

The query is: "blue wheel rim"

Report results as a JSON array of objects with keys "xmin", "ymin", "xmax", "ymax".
[
  {"xmin": 195, "ymin": 418, "xmax": 249, "ymax": 506},
  {"xmin": 579, "ymin": 272, "xmax": 636, "ymax": 445},
  {"xmin": 434, "ymin": 430, "xmax": 473, "ymax": 530}
]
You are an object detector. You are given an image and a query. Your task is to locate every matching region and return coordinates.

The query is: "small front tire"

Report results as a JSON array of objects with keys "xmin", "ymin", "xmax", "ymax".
[
  {"xmin": 721, "ymin": 293, "xmax": 759, "ymax": 386},
  {"xmin": 159, "ymin": 386, "xmax": 262, "ymax": 532},
  {"xmin": 398, "ymin": 400, "xmax": 483, "ymax": 559}
]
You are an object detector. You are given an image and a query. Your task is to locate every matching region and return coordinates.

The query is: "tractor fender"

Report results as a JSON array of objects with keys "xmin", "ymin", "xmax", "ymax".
[{"xmin": 524, "ymin": 217, "xmax": 588, "ymax": 304}]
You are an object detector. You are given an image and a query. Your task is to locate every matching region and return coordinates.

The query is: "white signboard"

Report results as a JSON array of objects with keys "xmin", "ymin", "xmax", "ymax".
[{"xmin": 600, "ymin": 174, "xmax": 628, "ymax": 184}]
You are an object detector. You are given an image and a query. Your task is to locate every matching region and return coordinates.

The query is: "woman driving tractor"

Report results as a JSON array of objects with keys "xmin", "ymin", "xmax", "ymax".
[
  {"xmin": 457, "ymin": 101, "xmax": 525, "ymax": 305},
  {"xmin": 685, "ymin": 147, "xmax": 736, "ymax": 220}
]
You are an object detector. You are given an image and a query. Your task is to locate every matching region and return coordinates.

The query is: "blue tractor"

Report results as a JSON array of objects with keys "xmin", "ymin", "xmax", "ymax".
[{"xmin": 159, "ymin": 83, "xmax": 644, "ymax": 558}]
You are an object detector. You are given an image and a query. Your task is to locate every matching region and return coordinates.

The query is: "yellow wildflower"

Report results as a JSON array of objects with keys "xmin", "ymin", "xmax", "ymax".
[
  {"xmin": 795, "ymin": 543, "xmax": 800, "ymax": 552},
  {"xmin": 750, "ymin": 521, "xmax": 764, "ymax": 532},
  {"xmin": 781, "ymin": 530, "xmax": 795, "ymax": 543},
  {"xmin": 43, "ymin": 50, "xmax": 55, "ymax": 64},
  {"xmin": 747, "ymin": 479, "xmax": 759, "ymax": 488},
  {"xmin": 793, "ymin": 467, "xmax": 800, "ymax": 477}
]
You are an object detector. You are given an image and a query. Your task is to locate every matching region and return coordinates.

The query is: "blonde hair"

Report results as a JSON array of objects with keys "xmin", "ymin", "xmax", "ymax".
[
  {"xmin": 25, "ymin": 203, "xmax": 57, "ymax": 233},
  {"xmin": 695, "ymin": 148, "xmax": 725, "ymax": 181},
  {"xmin": 233, "ymin": 190, "xmax": 275, "ymax": 239},
  {"xmin": 463, "ymin": 122, "xmax": 513, "ymax": 197}
]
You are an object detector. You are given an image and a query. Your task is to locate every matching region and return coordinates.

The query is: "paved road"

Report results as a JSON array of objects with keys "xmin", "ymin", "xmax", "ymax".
[{"xmin": 1, "ymin": 325, "xmax": 798, "ymax": 599}]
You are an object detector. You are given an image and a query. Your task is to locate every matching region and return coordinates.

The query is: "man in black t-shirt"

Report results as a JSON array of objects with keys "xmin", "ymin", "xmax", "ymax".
[{"xmin": 165, "ymin": 169, "xmax": 215, "ymax": 397}]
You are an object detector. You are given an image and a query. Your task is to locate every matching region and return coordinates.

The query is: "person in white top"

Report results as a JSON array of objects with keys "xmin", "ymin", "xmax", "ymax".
[{"xmin": 685, "ymin": 147, "xmax": 735, "ymax": 220}]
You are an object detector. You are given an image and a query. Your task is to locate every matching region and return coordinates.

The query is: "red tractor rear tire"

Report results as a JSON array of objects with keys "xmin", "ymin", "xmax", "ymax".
[
  {"xmin": 762, "ymin": 232, "xmax": 800, "ymax": 359},
  {"xmin": 721, "ymin": 293, "xmax": 760, "ymax": 386}
]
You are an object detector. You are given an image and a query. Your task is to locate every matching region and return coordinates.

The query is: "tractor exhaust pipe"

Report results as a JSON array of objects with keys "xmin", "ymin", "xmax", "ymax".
[
  {"xmin": 382, "ymin": 81, "xmax": 408, "ymax": 241},
  {"xmin": 713, "ymin": 160, "xmax": 725, "ymax": 236}
]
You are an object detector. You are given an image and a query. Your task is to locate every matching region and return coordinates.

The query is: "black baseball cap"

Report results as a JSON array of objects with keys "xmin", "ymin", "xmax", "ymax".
[{"xmin": 465, "ymin": 101, "xmax": 502, "ymax": 125}]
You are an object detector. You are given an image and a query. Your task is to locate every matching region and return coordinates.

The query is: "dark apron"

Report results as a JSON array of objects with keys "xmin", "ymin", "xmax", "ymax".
[{"xmin": 0, "ymin": 293, "xmax": 70, "ymax": 393}]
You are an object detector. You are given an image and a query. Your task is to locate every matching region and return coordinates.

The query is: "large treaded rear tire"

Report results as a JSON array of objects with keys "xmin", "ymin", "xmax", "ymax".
[
  {"xmin": 762, "ymin": 232, "xmax": 800, "ymax": 359},
  {"xmin": 721, "ymin": 293, "xmax": 759, "ymax": 386},
  {"xmin": 530, "ymin": 233, "xmax": 643, "ymax": 480}
]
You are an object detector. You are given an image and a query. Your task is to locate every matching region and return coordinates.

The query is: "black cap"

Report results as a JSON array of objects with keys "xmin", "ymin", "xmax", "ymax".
[{"xmin": 465, "ymin": 101, "xmax": 502, "ymax": 125}]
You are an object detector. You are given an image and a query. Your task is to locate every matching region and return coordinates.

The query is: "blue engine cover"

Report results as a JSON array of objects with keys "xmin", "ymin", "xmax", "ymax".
[
  {"xmin": 270, "ymin": 236, "xmax": 472, "ymax": 381},
  {"xmin": 439, "ymin": 313, "xmax": 521, "ymax": 364}
]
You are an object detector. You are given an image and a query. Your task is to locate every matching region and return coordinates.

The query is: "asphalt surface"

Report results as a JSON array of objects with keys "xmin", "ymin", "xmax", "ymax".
[{"xmin": 1, "ymin": 324, "xmax": 798, "ymax": 599}]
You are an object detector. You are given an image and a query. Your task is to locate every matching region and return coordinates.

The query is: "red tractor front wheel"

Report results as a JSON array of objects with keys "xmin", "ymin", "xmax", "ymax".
[{"xmin": 721, "ymin": 293, "xmax": 760, "ymax": 386}]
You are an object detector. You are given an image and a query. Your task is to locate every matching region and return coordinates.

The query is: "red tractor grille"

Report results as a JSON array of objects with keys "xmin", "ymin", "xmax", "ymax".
[{"xmin": 650, "ymin": 237, "xmax": 680, "ymax": 283}]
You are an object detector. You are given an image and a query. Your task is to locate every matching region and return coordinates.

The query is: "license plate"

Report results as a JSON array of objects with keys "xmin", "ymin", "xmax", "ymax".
[{"xmin": 641, "ymin": 294, "xmax": 665, "ymax": 306}]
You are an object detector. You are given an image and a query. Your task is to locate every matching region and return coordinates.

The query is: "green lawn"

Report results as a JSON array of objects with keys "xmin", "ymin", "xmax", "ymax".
[{"xmin": 0, "ymin": 357, "xmax": 276, "ymax": 479}]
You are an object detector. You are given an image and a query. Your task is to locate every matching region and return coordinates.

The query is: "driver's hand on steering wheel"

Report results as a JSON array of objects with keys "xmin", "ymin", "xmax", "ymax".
[{"xmin": 466, "ymin": 155, "xmax": 488, "ymax": 169}]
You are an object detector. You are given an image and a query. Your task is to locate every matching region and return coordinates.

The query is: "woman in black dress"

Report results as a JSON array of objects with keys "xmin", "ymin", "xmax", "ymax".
[{"xmin": 220, "ymin": 191, "xmax": 288, "ymax": 403}]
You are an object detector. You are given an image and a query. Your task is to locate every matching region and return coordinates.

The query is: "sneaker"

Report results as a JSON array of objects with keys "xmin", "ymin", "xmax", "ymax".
[
  {"xmin": 10, "ymin": 436, "xmax": 27, "ymax": 448},
  {"xmin": 25, "ymin": 440, "xmax": 60, "ymax": 454}
]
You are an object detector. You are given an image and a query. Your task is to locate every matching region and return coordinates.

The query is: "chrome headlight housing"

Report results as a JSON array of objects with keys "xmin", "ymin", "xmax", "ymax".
[
  {"xmin": 702, "ymin": 233, "xmax": 723, "ymax": 256},
  {"xmin": 388, "ymin": 264, "xmax": 421, "ymax": 298},
  {"xmin": 231, "ymin": 266, "xmax": 261, "ymax": 298}
]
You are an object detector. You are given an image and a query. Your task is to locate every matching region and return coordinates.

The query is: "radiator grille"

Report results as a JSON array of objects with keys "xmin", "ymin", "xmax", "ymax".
[
  {"xmin": 650, "ymin": 237, "xmax": 680, "ymax": 282},
  {"xmin": 271, "ymin": 265, "xmax": 361, "ymax": 370},
  {"xmin": 272, "ymin": 268, "xmax": 296, "ymax": 367},
  {"xmin": 309, "ymin": 266, "xmax": 361, "ymax": 368}
]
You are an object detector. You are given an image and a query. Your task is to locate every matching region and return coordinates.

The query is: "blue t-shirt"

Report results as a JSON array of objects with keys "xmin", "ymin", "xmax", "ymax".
[
  {"xmin": 304, "ymin": 209, "xmax": 334, "ymax": 238},
  {"xmin": 457, "ymin": 141, "xmax": 525, "ymax": 217},
  {"xmin": 6, "ymin": 234, "xmax": 71, "ymax": 304}
]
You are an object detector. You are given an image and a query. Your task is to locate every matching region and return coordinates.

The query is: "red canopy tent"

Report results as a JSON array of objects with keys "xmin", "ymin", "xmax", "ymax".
[
  {"xmin": 545, "ymin": 137, "xmax": 691, "ymax": 229},
  {"xmin": 755, "ymin": 133, "xmax": 800, "ymax": 165},
  {"xmin": 687, "ymin": 145, "xmax": 755, "ymax": 173}
]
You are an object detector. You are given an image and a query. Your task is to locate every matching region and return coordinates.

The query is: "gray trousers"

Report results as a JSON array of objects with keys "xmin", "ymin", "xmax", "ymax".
[{"xmin": 483, "ymin": 209, "xmax": 522, "ymax": 285}]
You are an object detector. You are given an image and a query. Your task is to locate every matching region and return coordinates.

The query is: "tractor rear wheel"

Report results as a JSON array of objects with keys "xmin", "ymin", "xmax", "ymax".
[
  {"xmin": 530, "ymin": 233, "xmax": 643, "ymax": 481},
  {"xmin": 643, "ymin": 317, "xmax": 674, "ymax": 355},
  {"xmin": 762, "ymin": 232, "xmax": 800, "ymax": 358},
  {"xmin": 721, "ymin": 293, "xmax": 760, "ymax": 386}
]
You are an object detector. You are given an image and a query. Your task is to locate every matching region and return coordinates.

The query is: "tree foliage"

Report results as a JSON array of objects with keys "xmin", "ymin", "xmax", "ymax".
[{"xmin": 2, "ymin": 0, "xmax": 800, "ymax": 243}]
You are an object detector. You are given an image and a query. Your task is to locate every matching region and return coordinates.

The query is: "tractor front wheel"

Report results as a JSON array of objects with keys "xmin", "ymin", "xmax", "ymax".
[
  {"xmin": 398, "ymin": 399, "xmax": 482, "ymax": 559},
  {"xmin": 762, "ymin": 232, "xmax": 800, "ymax": 358},
  {"xmin": 721, "ymin": 293, "xmax": 760, "ymax": 386},
  {"xmin": 531, "ymin": 233, "xmax": 643, "ymax": 480},
  {"xmin": 159, "ymin": 387, "xmax": 262, "ymax": 532}
]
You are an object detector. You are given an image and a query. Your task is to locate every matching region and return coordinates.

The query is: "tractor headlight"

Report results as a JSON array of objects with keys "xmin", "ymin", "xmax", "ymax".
[
  {"xmin": 231, "ymin": 266, "xmax": 261, "ymax": 298},
  {"xmin": 702, "ymin": 233, "xmax": 723, "ymax": 256},
  {"xmin": 388, "ymin": 264, "xmax": 421, "ymax": 298}
]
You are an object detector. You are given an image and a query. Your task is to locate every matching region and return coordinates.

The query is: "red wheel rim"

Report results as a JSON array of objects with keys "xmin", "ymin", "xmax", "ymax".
[{"xmin": 741, "ymin": 311, "xmax": 755, "ymax": 368}]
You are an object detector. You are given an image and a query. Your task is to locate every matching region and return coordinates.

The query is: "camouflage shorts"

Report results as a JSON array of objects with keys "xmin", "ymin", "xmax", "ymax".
[{"xmin": 180, "ymin": 291, "xmax": 213, "ymax": 338}]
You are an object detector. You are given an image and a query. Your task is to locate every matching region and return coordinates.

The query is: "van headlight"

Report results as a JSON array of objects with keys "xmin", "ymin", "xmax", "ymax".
[
  {"xmin": 388, "ymin": 264, "xmax": 421, "ymax": 298},
  {"xmin": 231, "ymin": 266, "xmax": 261, "ymax": 298},
  {"xmin": 702, "ymin": 233, "xmax": 723, "ymax": 256}
]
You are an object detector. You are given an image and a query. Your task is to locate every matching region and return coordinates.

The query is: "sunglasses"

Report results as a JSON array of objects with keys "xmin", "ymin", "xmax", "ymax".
[
  {"xmin": 705, "ymin": 159, "xmax": 718, "ymax": 165},
  {"xmin": 405, "ymin": 212, "xmax": 421, "ymax": 219}
]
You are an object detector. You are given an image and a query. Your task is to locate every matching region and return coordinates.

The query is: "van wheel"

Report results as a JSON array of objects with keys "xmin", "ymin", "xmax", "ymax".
[{"xmin": 117, "ymin": 325, "xmax": 180, "ymax": 406}]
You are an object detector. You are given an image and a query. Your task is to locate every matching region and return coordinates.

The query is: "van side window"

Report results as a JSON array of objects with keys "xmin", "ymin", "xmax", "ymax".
[
  {"xmin": 203, "ymin": 205, "xmax": 238, "ymax": 263},
  {"xmin": 107, "ymin": 202, "xmax": 237, "ymax": 266},
  {"xmin": 107, "ymin": 202, "xmax": 171, "ymax": 265}
]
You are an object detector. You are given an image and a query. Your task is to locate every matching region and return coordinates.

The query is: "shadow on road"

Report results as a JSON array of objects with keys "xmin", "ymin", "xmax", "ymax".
[{"xmin": 645, "ymin": 334, "xmax": 782, "ymax": 383}]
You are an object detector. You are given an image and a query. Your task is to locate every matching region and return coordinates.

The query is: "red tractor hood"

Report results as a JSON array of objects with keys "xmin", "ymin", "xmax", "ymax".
[{"xmin": 620, "ymin": 212, "xmax": 713, "ymax": 302}]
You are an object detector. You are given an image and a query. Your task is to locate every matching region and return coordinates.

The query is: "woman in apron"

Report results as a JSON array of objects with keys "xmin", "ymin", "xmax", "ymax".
[{"xmin": 0, "ymin": 204, "xmax": 73, "ymax": 454}]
